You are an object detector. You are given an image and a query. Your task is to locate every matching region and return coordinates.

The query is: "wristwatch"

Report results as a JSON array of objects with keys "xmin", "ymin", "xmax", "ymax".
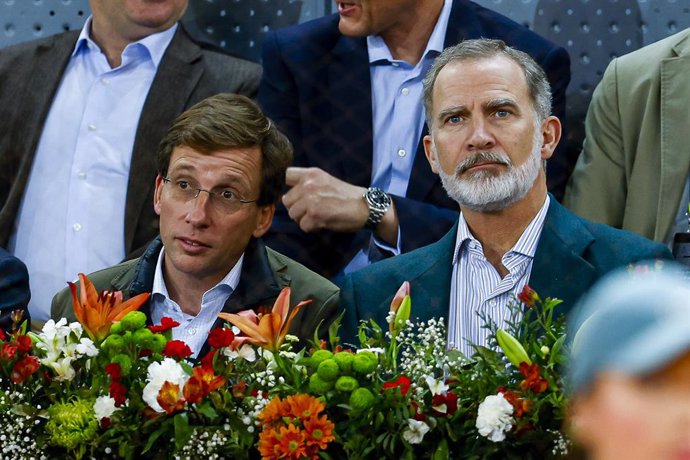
[{"xmin": 363, "ymin": 187, "xmax": 392, "ymax": 230}]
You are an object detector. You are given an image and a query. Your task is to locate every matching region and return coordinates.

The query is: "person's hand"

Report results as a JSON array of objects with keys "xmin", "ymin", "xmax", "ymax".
[
  {"xmin": 282, "ymin": 167, "xmax": 369, "ymax": 233},
  {"xmin": 282, "ymin": 167, "xmax": 399, "ymax": 246}
]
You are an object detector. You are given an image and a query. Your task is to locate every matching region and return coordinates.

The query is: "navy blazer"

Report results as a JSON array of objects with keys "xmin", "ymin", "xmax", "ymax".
[
  {"xmin": 339, "ymin": 198, "xmax": 672, "ymax": 344},
  {"xmin": 258, "ymin": 0, "xmax": 571, "ymax": 279},
  {"xmin": 0, "ymin": 248, "xmax": 31, "ymax": 331}
]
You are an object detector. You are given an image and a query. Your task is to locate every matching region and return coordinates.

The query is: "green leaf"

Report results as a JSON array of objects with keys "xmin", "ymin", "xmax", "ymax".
[
  {"xmin": 196, "ymin": 401, "xmax": 218, "ymax": 419},
  {"xmin": 432, "ymin": 438, "xmax": 450, "ymax": 460},
  {"xmin": 174, "ymin": 412, "xmax": 192, "ymax": 451}
]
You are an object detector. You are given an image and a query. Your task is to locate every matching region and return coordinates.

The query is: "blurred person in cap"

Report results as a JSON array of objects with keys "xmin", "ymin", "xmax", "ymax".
[{"xmin": 567, "ymin": 265, "xmax": 690, "ymax": 460}]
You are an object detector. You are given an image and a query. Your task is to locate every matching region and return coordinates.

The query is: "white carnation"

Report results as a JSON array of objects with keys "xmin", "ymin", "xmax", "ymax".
[
  {"xmin": 402, "ymin": 419, "xmax": 430, "ymax": 445},
  {"xmin": 93, "ymin": 396, "xmax": 118, "ymax": 420},
  {"xmin": 143, "ymin": 358, "xmax": 190, "ymax": 413},
  {"xmin": 476, "ymin": 393, "xmax": 514, "ymax": 442}
]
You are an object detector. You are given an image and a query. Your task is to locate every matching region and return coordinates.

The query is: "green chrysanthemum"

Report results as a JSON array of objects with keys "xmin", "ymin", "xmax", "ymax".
[{"xmin": 45, "ymin": 398, "xmax": 98, "ymax": 451}]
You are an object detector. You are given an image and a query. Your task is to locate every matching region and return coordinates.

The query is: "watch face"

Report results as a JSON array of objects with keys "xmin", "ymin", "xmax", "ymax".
[{"xmin": 367, "ymin": 188, "xmax": 391, "ymax": 210}]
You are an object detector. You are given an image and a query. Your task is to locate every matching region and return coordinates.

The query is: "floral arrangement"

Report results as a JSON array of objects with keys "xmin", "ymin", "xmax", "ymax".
[{"xmin": 0, "ymin": 275, "xmax": 570, "ymax": 459}]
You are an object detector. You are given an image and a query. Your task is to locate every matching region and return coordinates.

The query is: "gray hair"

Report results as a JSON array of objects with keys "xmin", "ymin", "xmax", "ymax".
[{"xmin": 422, "ymin": 39, "xmax": 552, "ymax": 129}]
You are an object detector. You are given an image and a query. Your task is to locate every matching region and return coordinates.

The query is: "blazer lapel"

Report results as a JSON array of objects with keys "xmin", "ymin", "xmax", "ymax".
[
  {"xmin": 0, "ymin": 32, "xmax": 78, "ymax": 244},
  {"xmin": 656, "ymin": 34, "xmax": 690, "ymax": 241},
  {"xmin": 328, "ymin": 35, "xmax": 374, "ymax": 187},
  {"xmin": 124, "ymin": 26, "xmax": 204, "ymax": 253},
  {"xmin": 530, "ymin": 200, "xmax": 597, "ymax": 317}
]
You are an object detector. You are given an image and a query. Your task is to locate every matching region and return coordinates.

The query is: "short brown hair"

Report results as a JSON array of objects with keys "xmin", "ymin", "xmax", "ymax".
[{"xmin": 157, "ymin": 93, "xmax": 292, "ymax": 206}]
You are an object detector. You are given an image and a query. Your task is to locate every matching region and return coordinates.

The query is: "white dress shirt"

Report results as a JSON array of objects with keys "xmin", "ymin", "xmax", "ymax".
[
  {"xmin": 448, "ymin": 196, "xmax": 550, "ymax": 357},
  {"xmin": 150, "ymin": 248, "xmax": 244, "ymax": 358},
  {"xmin": 9, "ymin": 17, "xmax": 177, "ymax": 321}
]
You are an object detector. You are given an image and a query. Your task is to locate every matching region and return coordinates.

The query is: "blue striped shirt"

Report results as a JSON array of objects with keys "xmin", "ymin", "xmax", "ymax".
[
  {"xmin": 448, "ymin": 196, "xmax": 550, "ymax": 356},
  {"xmin": 150, "ymin": 248, "xmax": 244, "ymax": 358}
]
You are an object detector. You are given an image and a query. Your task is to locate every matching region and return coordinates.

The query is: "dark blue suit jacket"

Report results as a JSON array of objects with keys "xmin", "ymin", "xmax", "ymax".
[
  {"xmin": 339, "ymin": 199, "xmax": 672, "ymax": 344},
  {"xmin": 0, "ymin": 248, "xmax": 31, "ymax": 331},
  {"xmin": 258, "ymin": 0, "xmax": 571, "ymax": 279}
]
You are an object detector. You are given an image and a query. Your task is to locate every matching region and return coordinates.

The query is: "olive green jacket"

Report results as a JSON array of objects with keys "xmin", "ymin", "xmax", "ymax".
[
  {"xmin": 565, "ymin": 28, "xmax": 690, "ymax": 242},
  {"xmin": 52, "ymin": 237, "xmax": 340, "ymax": 353}
]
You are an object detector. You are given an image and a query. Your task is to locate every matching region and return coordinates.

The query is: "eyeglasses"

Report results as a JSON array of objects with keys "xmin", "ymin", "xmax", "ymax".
[{"xmin": 162, "ymin": 177, "xmax": 257, "ymax": 214}]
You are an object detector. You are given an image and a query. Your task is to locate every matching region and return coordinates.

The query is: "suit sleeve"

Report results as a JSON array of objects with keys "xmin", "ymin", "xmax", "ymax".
[
  {"xmin": 564, "ymin": 58, "xmax": 627, "ymax": 228},
  {"xmin": 0, "ymin": 250, "xmax": 31, "ymax": 331}
]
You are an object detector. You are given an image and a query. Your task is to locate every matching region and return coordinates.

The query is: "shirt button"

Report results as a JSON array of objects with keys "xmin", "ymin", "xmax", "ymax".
[
  {"xmin": 72, "ymin": 223, "xmax": 82, "ymax": 232},
  {"xmin": 188, "ymin": 328, "xmax": 197, "ymax": 336},
  {"xmin": 391, "ymin": 62, "xmax": 400, "ymax": 67},
  {"xmin": 78, "ymin": 171, "xmax": 87, "ymax": 180},
  {"xmin": 397, "ymin": 149, "xmax": 406, "ymax": 157},
  {"xmin": 401, "ymin": 87, "xmax": 409, "ymax": 95},
  {"xmin": 101, "ymin": 77, "xmax": 110, "ymax": 85},
  {"xmin": 87, "ymin": 123, "xmax": 97, "ymax": 132},
  {"xmin": 489, "ymin": 300, "xmax": 497, "ymax": 307}
]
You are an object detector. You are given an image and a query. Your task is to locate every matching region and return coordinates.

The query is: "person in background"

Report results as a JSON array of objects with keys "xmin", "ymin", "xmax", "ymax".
[
  {"xmin": 0, "ymin": 0, "xmax": 261, "ymax": 323},
  {"xmin": 0, "ymin": 248, "xmax": 31, "ymax": 333},
  {"xmin": 52, "ymin": 94, "xmax": 339, "ymax": 358},
  {"xmin": 259, "ymin": 0, "xmax": 571, "ymax": 281},
  {"xmin": 567, "ymin": 266, "xmax": 690, "ymax": 460},
  {"xmin": 564, "ymin": 28, "xmax": 690, "ymax": 254},
  {"xmin": 339, "ymin": 39, "xmax": 670, "ymax": 351}
]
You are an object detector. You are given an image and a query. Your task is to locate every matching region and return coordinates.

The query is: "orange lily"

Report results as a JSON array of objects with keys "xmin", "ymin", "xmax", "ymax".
[
  {"xmin": 218, "ymin": 287, "xmax": 311, "ymax": 352},
  {"xmin": 69, "ymin": 273, "xmax": 150, "ymax": 342}
]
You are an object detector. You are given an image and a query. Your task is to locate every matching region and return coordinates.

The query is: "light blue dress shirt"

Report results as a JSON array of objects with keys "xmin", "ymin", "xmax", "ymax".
[
  {"xmin": 343, "ymin": 0, "xmax": 452, "ymax": 274},
  {"xmin": 150, "ymin": 248, "xmax": 244, "ymax": 358},
  {"xmin": 448, "ymin": 196, "xmax": 550, "ymax": 357},
  {"xmin": 9, "ymin": 18, "xmax": 177, "ymax": 321}
]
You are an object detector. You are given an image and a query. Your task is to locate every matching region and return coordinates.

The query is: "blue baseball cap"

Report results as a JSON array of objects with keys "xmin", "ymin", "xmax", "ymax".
[{"xmin": 568, "ymin": 264, "xmax": 690, "ymax": 394}]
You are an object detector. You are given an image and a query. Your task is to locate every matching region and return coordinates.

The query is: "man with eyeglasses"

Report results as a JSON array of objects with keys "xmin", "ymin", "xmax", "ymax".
[{"xmin": 51, "ymin": 94, "xmax": 340, "ymax": 358}]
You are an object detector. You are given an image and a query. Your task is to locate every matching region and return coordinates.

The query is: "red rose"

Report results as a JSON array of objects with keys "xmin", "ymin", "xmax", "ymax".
[
  {"xmin": 148, "ymin": 317, "xmax": 180, "ymax": 333},
  {"xmin": 382, "ymin": 375, "xmax": 411, "ymax": 396},
  {"xmin": 207, "ymin": 328, "xmax": 235, "ymax": 349},
  {"xmin": 162, "ymin": 340, "xmax": 193, "ymax": 359}
]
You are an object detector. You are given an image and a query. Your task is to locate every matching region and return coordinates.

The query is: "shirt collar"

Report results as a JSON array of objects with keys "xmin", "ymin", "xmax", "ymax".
[
  {"xmin": 453, "ymin": 195, "xmax": 551, "ymax": 264},
  {"xmin": 151, "ymin": 246, "xmax": 244, "ymax": 303},
  {"xmin": 72, "ymin": 15, "xmax": 178, "ymax": 68},
  {"xmin": 367, "ymin": 0, "xmax": 452, "ymax": 65}
]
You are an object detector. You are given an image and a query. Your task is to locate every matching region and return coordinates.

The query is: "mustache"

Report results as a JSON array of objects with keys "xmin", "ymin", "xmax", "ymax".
[{"xmin": 456, "ymin": 152, "xmax": 512, "ymax": 174}]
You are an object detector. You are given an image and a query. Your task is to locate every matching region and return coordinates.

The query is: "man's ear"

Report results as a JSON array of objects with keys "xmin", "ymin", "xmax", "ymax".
[
  {"xmin": 540, "ymin": 116, "xmax": 561, "ymax": 161},
  {"xmin": 252, "ymin": 204, "xmax": 275, "ymax": 238},
  {"xmin": 153, "ymin": 175, "xmax": 165, "ymax": 216},
  {"xmin": 423, "ymin": 135, "xmax": 440, "ymax": 174}
]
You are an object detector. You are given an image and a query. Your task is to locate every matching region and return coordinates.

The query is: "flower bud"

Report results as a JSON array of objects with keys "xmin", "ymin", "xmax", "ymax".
[
  {"xmin": 540, "ymin": 346, "xmax": 550, "ymax": 357},
  {"xmin": 496, "ymin": 329, "xmax": 531, "ymax": 368}
]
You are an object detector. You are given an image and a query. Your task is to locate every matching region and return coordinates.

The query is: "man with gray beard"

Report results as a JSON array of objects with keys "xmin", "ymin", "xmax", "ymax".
[{"xmin": 339, "ymin": 39, "xmax": 670, "ymax": 352}]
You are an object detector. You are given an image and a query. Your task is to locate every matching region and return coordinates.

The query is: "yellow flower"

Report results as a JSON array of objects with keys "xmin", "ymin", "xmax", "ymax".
[
  {"xmin": 218, "ymin": 287, "xmax": 310, "ymax": 352},
  {"xmin": 69, "ymin": 273, "xmax": 149, "ymax": 342}
]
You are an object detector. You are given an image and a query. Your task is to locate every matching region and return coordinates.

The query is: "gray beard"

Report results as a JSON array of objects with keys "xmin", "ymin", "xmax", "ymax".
[{"xmin": 436, "ymin": 131, "xmax": 542, "ymax": 212}]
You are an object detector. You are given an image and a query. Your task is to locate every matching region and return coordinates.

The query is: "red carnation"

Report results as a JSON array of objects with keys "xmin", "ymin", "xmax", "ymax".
[
  {"xmin": 162, "ymin": 340, "xmax": 193, "ymax": 359},
  {"xmin": 208, "ymin": 328, "xmax": 235, "ymax": 349},
  {"xmin": 109, "ymin": 381, "xmax": 128, "ymax": 407},
  {"xmin": 105, "ymin": 363, "xmax": 122, "ymax": 381},
  {"xmin": 0, "ymin": 329, "xmax": 5, "ymax": 341},
  {"xmin": 148, "ymin": 317, "xmax": 180, "ymax": 333},
  {"xmin": 382, "ymin": 375, "xmax": 411, "ymax": 396}
]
